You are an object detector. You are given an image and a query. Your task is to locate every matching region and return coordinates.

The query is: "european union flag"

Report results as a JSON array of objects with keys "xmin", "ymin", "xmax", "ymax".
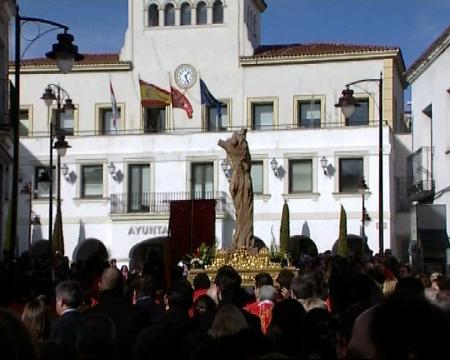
[{"xmin": 200, "ymin": 79, "xmax": 222, "ymax": 119}]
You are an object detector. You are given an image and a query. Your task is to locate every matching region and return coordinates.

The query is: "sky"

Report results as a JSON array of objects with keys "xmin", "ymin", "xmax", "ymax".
[{"xmin": 12, "ymin": 0, "xmax": 450, "ymax": 69}]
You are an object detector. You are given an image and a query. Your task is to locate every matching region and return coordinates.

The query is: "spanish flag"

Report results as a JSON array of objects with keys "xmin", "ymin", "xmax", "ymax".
[{"xmin": 140, "ymin": 79, "xmax": 171, "ymax": 107}]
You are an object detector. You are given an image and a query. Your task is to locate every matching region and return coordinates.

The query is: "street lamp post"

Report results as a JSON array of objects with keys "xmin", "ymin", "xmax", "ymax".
[
  {"xmin": 41, "ymin": 85, "xmax": 72, "ymax": 252},
  {"xmin": 358, "ymin": 178, "xmax": 370, "ymax": 241},
  {"xmin": 10, "ymin": 5, "xmax": 83, "ymax": 256},
  {"xmin": 335, "ymin": 73, "xmax": 384, "ymax": 254}
]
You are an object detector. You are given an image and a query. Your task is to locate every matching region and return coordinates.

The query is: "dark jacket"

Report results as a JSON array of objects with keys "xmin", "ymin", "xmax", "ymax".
[
  {"xmin": 133, "ymin": 308, "xmax": 197, "ymax": 360},
  {"xmin": 87, "ymin": 290, "xmax": 149, "ymax": 359},
  {"xmin": 49, "ymin": 309, "xmax": 84, "ymax": 347}
]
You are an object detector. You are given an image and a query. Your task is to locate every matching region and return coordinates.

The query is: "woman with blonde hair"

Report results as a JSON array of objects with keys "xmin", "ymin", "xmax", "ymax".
[{"xmin": 21, "ymin": 297, "xmax": 50, "ymax": 344}]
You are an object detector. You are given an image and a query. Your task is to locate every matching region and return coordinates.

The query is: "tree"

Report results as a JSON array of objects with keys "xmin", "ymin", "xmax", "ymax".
[
  {"xmin": 280, "ymin": 201, "xmax": 290, "ymax": 255},
  {"xmin": 338, "ymin": 205, "xmax": 349, "ymax": 257}
]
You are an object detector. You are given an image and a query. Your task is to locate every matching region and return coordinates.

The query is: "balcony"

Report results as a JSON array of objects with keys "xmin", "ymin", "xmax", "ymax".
[
  {"xmin": 407, "ymin": 146, "xmax": 435, "ymax": 201},
  {"xmin": 110, "ymin": 191, "xmax": 233, "ymax": 215}
]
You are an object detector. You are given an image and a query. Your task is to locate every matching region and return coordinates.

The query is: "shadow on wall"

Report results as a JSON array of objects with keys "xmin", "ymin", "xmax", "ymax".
[
  {"xmin": 301, "ymin": 221, "xmax": 311, "ymax": 238},
  {"xmin": 222, "ymin": 216, "xmax": 235, "ymax": 249},
  {"xmin": 77, "ymin": 220, "xmax": 86, "ymax": 244}
]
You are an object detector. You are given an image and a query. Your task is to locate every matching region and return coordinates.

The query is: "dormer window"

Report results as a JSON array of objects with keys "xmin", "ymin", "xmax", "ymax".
[
  {"xmin": 180, "ymin": 2, "xmax": 192, "ymax": 26},
  {"xmin": 148, "ymin": 4, "xmax": 159, "ymax": 27},
  {"xmin": 164, "ymin": 3, "xmax": 175, "ymax": 26},
  {"xmin": 212, "ymin": 0, "xmax": 224, "ymax": 24},
  {"xmin": 197, "ymin": 1, "xmax": 207, "ymax": 25}
]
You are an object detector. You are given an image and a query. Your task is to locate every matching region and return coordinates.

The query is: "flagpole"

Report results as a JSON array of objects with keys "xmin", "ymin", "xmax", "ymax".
[
  {"xmin": 199, "ymin": 72, "xmax": 205, "ymax": 131},
  {"xmin": 168, "ymin": 71, "xmax": 174, "ymax": 132}
]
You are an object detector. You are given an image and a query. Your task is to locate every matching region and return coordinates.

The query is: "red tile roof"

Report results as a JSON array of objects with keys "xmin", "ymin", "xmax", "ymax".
[
  {"xmin": 406, "ymin": 25, "xmax": 450, "ymax": 81},
  {"xmin": 15, "ymin": 53, "xmax": 129, "ymax": 67},
  {"xmin": 243, "ymin": 42, "xmax": 400, "ymax": 59}
]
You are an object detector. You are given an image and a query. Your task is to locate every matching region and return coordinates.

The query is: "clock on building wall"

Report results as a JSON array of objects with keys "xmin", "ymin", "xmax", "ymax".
[{"xmin": 174, "ymin": 64, "xmax": 197, "ymax": 89}]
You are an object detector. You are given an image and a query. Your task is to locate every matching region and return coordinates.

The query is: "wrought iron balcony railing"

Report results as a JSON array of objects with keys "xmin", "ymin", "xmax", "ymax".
[
  {"xmin": 110, "ymin": 191, "xmax": 233, "ymax": 215},
  {"xmin": 407, "ymin": 146, "xmax": 435, "ymax": 201}
]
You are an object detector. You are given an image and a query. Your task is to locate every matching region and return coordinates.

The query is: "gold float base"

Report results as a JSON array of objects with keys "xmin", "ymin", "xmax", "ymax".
[{"xmin": 187, "ymin": 247, "xmax": 285, "ymax": 287}]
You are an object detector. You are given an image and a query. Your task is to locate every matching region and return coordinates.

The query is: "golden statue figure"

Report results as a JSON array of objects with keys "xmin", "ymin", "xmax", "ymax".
[{"xmin": 218, "ymin": 129, "xmax": 254, "ymax": 249}]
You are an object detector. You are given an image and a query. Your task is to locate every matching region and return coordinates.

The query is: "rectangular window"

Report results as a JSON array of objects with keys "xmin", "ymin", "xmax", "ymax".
[
  {"xmin": 289, "ymin": 160, "xmax": 313, "ymax": 193},
  {"xmin": 128, "ymin": 164, "xmax": 150, "ymax": 212},
  {"xmin": 191, "ymin": 162, "xmax": 214, "ymax": 198},
  {"xmin": 81, "ymin": 165, "xmax": 103, "ymax": 198},
  {"xmin": 52, "ymin": 109, "xmax": 74, "ymax": 135},
  {"xmin": 206, "ymin": 103, "xmax": 228, "ymax": 131},
  {"xmin": 34, "ymin": 166, "xmax": 55, "ymax": 199},
  {"xmin": 19, "ymin": 108, "xmax": 30, "ymax": 136},
  {"xmin": 347, "ymin": 98, "xmax": 369, "ymax": 126},
  {"xmin": 252, "ymin": 103, "xmax": 273, "ymax": 130},
  {"xmin": 339, "ymin": 158, "xmax": 364, "ymax": 192},
  {"xmin": 100, "ymin": 107, "xmax": 120, "ymax": 135},
  {"xmin": 144, "ymin": 107, "xmax": 166, "ymax": 133},
  {"xmin": 298, "ymin": 100, "xmax": 321, "ymax": 128},
  {"xmin": 251, "ymin": 161, "xmax": 263, "ymax": 194}
]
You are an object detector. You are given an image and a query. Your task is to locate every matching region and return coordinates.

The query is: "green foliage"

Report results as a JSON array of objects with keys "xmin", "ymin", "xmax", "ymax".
[
  {"xmin": 270, "ymin": 240, "xmax": 284, "ymax": 263},
  {"xmin": 187, "ymin": 241, "xmax": 217, "ymax": 268},
  {"xmin": 338, "ymin": 205, "xmax": 349, "ymax": 257},
  {"xmin": 279, "ymin": 201, "xmax": 290, "ymax": 255}
]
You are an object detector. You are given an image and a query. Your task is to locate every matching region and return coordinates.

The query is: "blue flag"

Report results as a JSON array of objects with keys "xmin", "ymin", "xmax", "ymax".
[{"xmin": 200, "ymin": 79, "xmax": 222, "ymax": 119}]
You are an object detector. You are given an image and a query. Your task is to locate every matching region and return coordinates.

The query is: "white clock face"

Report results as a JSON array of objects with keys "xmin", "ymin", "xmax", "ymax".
[{"xmin": 175, "ymin": 64, "xmax": 197, "ymax": 89}]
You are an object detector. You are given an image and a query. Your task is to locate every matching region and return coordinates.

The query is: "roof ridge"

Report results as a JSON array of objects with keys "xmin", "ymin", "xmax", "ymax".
[{"xmin": 407, "ymin": 24, "xmax": 450, "ymax": 80}]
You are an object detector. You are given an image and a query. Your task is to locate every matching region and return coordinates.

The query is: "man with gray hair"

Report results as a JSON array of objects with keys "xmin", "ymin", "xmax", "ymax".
[{"xmin": 49, "ymin": 280, "xmax": 84, "ymax": 347}]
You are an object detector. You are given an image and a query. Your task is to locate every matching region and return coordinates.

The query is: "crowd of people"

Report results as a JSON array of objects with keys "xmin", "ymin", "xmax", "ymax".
[{"xmin": 1, "ymin": 248, "xmax": 450, "ymax": 360}]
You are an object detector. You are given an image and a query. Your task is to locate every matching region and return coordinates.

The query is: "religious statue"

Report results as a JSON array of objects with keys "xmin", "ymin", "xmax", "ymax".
[{"xmin": 218, "ymin": 129, "xmax": 255, "ymax": 249}]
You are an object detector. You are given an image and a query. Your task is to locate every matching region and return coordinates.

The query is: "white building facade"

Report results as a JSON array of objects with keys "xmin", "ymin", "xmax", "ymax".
[
  {"xmin": 406, "ymin": 25, "xmax": 450, "ymax": 273},
  {"xmin": 12, "ymin": 0, "xmax": 408, "ymax": 264}
]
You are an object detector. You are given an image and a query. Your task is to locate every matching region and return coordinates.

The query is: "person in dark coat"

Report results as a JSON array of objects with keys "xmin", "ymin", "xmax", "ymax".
[
  {"xmin": 49, "ymin": 280, "xmax": 84, "ymax": 348},
  {"xmin": 133, "ymin": 274, "xmax": 164, "ymax": 324},
  {"xmin": 133, "ymin": 279, "xmax": 197, "ymax": 360},
  {"xmin": 87, "ymin": 267, "xmax": 148, "ymax": 359}
]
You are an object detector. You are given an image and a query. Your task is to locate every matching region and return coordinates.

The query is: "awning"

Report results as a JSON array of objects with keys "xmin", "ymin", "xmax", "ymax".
[{"xmin": 418, "ymin": 229, "xmax": 450, "ymax": 249}]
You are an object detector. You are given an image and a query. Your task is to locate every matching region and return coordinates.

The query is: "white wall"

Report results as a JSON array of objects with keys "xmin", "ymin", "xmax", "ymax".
[{"xmin": 13, "ymin": 0, "xmax": 403, "ymax": 261}]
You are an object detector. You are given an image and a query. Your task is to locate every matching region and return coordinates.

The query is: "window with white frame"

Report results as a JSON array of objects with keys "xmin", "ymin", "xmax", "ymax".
[
  {"xmin": 81, "ymin": 165, "xmax": 103, "ymax": 198},
  {"xmin": 205, "ymin": 101, "xmax": 229, "ymax": 131},
  {"xmin": 191, "ymin": 162, "xmax": 213, "ymax": 198},
  {"xmin": 19, "ymin": 107, "xmax": 30, "ymax": 136},
  {"xmin": 164, "ymin": 3, "xmax": 175, "ymax": 26},
  {"xmin": 289, "ymin": 159, "xmax": 313, "ymax": 193},
  {"xmin": 212, "ymin": 0, "xmax": 224, "ymax": 24},
  {"xmin": 339, "ymin": 158, "xmax": 364, "ymax": 192},
  {"xmin": 251, "ymin": 160, "xmax": 263, "ymax": 194},
  {"xmin": 251, "ymin": 102, "xmax": 274, "ymax": 130},
  {"xmin": 298, "ymin": 99, "xmax": 321, "ymax": 128},
  {"xmin": 99, "ymin": 106, "xmax": 121, "ymax": 135},
  {"xmin": 128, "ymin": 164, "xmax": 150, "ymax": 212},
  {"xmin": 144, "ymin": 107, "xmax": 166, "ymax": 133},
  {"xmin": 180, "ymin": 2, "xmax": 191, "ymax": 25},
  {"xmin": 347, "ymin": 98, "xmax": 369, "ymax": 126},
  {"xmin": 34, "ymin": 166, "xmax": 55, "ymax": 199},
  {"xmin": 196, "ymin": 1, "xmax": 207, "ymax": 24},
  {"xmin": 148, "ymin": 3, "xmax": 159, "ymax": 26}
]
